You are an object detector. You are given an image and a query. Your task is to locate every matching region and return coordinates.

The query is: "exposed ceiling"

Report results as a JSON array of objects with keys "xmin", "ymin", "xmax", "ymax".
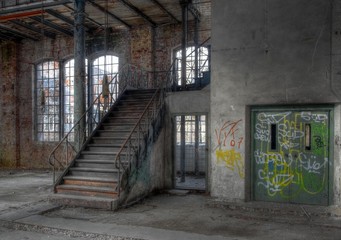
[{"xmin": 0, "ymin": 0, "xmax": 211, "ymax": 42}]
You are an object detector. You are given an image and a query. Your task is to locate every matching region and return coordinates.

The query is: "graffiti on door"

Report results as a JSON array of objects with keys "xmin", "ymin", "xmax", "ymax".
[
  {"xmin": 215, "ymin": 119, "xmax": 245, "ymax": 178},
  {"xmin": 253, "ymin": 111, "xmax": 329, "ymax": 200}
]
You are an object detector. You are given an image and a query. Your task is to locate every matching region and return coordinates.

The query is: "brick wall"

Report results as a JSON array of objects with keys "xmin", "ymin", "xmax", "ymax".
[{"xmin": 0, "ymin": 19, "xmax": 211, "ymax": 169}]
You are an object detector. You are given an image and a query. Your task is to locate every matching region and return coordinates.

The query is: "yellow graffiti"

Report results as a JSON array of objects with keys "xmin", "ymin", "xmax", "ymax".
[{"xmin": 216, "ymin": 149, "xmax": 245, "ymax": 179}]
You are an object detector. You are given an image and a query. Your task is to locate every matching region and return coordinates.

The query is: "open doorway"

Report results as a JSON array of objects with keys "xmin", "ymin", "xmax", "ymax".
[{"xmin": 174, "ymin": 115, "xmax": 207, "ymax": 191}]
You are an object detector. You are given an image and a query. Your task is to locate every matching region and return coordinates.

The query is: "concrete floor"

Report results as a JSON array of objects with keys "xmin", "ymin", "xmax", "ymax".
[{"xmin": 0, "ymin": 170, "xmax": 341, "ymax": 240}]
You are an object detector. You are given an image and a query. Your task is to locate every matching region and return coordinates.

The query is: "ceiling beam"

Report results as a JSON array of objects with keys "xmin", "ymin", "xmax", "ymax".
[
  {"xmin": 63, "ymin": 4, "xmax": 103, "ymax": 29},
  {"xmin": 0, "ymin": 10, "xmax": 44, "ymax": 22},
  {"xmin": 0, "ymin": 0, "xmax": 72, "ymax": 15},
  {"xmin": 149, "ymin": 0, "xmax": 180, "ymax": 24},
  {"xmin": 45, "ymin": 9, "xmax": 73, "ymax": 26},
  {"xmin": 188, "ymin": 3, "xmax": 201, "ymax": 21},
  {"xmin": 0, "ymin": 31, "xmax": 16, "ymax": 41},
  {"xmin": 118, "ymin": 0, "xmax": 157, "ymax": 27},
  {"xmin": 10, "ymin": 19, "xmax": 56, "ymax": 39},
  {"xmin": 87, "ymin": 0, "xmax": 131, "ymax": 29},
  {"xmin": 0, "ymin": 24, "xmax": 38, "ymax": 41},
  {"xmin": 30, "ymin": 16, "xmax": 73, "ymax": 37}
]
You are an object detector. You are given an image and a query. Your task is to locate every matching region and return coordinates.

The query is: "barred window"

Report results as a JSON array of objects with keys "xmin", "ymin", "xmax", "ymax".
[
  {"xmin": 35, "ymin": 55, "xmax": 118, "ymax": 142},
  {"xmin": 36, "ymin": 60, "xmax": 60, "ymax": 142},
  {"xmin": 90, "ymin": 55, "xmax": 119, "ymax": 103},
  {"xmin": 63, "ymin": 59, "xmax": 75, "ymax": 135},
  {"xmin": 175, "ymin": 46, "xmax": 209, "ymax": 85}
]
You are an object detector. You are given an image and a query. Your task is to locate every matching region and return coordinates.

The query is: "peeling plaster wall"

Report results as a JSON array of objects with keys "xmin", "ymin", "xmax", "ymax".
[
  {"xmin": 0, "ymin": 31, "xmax": 133, "ymax": 169},
  {"xmin": 211, "ymin": 0, "xmax": 341, "ymax": 205},
  {"xmin": 0, "ymin": 42, "xmax": 18, "ymax": 168},
  {"xmin": 131, "ymin": 26, "xmax": 153, "ymax": 71}
]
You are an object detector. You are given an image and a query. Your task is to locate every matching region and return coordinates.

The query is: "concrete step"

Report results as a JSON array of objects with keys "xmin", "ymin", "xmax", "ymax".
[
  {"xmin": 90, "ymin": 136, "xmax": 138, "ymax": 145},
  {"xmin": 76, "ymin": 158, "xmax": 130, "ymax": 166},
  {"xmin": 122, "ymin": 94, "xmax": 155, "ymax": 100},
  {"xmin": 49, "ymin": 193, "xmax": 119, "ymax": 210},
  {"xmin": 118, "ymin": 99, "xmax": 151, "ymax": 105},
  {"xmin": 69, "ymin": 167, "xmax": 120, "ymax": 178},
  {"xmin": 99, "ymin": 124, "xmax": 134, "ymax": 130},
  {"xmin": 79, "ymin": 151, "xmax": 128, "ymax": 160},
  {"xmin": 56, "ymin": 184, "xmax": 118, "ymax": 198},
  {"xmin": 85, "ymin": 145, "xmax": 128, "ymax": 152},
  {"xmin": 106, "ymin": 116, "xmax": 140, "ymax": 122},
  {"xmin": 90, "ymin": 138, "xmax": 126, "ymax": 145},
  {"xmin": 94, "ymin": 130, "xmax": 131, "ymax": 138},
  {"xmin": 109, "ymin": 109, "xmax": 145, "ymax": 115},
  {"xmin": 74, "ymin": 161, "xmax": 116, "ymax": 169},
  {"xmin": 87, "ymin": 143, "xmax": 126, "ymax": 148},
  {"xmin": 63, "ymin": 175, "xmax": 118, "ymax": 188}
]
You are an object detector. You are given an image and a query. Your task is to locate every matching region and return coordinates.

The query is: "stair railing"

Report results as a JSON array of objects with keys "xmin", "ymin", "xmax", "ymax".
[
  {"xmin": 48, "ymin": 64, "xmax": 150, "ymax": 184},
  {"xmin": 114, "ymin": 87, "xmax": 164, "ymax": 196}
]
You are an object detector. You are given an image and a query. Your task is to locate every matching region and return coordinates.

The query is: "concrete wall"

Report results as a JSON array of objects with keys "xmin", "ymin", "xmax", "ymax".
[{"xmin": 211, "ymin": 0, "xmax": 341, "ymax": 205}]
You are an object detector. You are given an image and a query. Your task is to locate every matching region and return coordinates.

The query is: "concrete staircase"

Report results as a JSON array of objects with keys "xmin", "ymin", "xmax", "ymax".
[{"xmin": 51, "ymin": 89, "xmax": 157, "ymax": 210}]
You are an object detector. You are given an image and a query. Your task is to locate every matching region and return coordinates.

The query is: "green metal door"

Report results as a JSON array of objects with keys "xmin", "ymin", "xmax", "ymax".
[{"xmin": 252, "ymin": 108, "xmax": 331, "ymax": 205}]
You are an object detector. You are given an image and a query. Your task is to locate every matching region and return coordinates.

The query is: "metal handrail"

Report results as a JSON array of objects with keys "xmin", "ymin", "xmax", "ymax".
[
  {"xmin": 48, "ymin": 37, "xmax": 210, "ymax": 192},
  {"xmin": 48, "ymin": 64, "xmax": 151, "ymax": 184},
  {"xmin": 114, "ymin": 88, "xmax": 164, "ymax": 196}
]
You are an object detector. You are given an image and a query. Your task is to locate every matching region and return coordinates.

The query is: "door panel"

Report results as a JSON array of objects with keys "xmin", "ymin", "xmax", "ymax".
[{"xmin": 252, "ymin": 109, "xmax": 330, "ymax": 205}]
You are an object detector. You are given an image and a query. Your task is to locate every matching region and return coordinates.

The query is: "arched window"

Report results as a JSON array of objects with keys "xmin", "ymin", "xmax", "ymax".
[
  {"xmin": 90, "ymin": 54, "xmax": 119, "ymax": 102},
  {"xmin": 35, "ymin": 60, "xmax": 60, "ymax": 142},
  {"xmin": 63, "ymin": 59, "xmax": 75, "ymax": 134},
  {"xmin": 63, "ymin": 58, "xmax": 88, "ymax": 136},
  {"xmin": 35, "ymin": 55, "xmax": 118, "ymax": 142},
  {"xmin": 175, "ymin": 46, "xmax": 210, "ymax": 86}
]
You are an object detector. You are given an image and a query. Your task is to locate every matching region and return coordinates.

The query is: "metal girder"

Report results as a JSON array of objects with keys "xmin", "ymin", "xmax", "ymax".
[
  {"xmin": 0, "ymin": 31, "xmax": 16, "ymax": 41},
  {"xmin": 0, "ymin": 10, "xmax": 44, "ymax": 21},
  {"xmin": 118, "ymin": 0, "xmax": 157, "ymax": 27},
  {"xmin": 0, "ymin": 0, "xmax": 72, "ymax": 15},
  {"xmin": 87, "ymin": 0, "xmax": 131, "ymax": 29},
  {"xmin": 63, "ymin": 3, "xmax": 103, "ymax": 29},
  {"xmin": 149, "ymin": 0, "xmax": 180, "ymax": 24},
  {"xmin": 45, "ymin": 9, "xmax": 73, "ymax": 26},
  {"xmin": 10, "ymin": 19, "xmax": 56, "ymax": 39},
  {"xmin": 0, "ymin": 24, "xmax": 38, "ymax": 41},
  {"xmin": 188, "ymin": 3, "xmax": 201, "ymax": 21},
  {"xmin": 30, "ymin": 16, "xmax": 73, "ymax": 36},
  {"xmin": 179, "ymin": 0, "xmax": 201, "ymax": 21}
]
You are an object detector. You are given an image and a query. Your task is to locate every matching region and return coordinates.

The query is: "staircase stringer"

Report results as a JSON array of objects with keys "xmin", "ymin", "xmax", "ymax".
[{"xmin": 114, "ymin": 89, "xmax": 166, "ymax": 204}]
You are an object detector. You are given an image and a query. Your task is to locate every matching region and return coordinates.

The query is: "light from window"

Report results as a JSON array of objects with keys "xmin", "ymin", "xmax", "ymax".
[
  {"xmin": 175, "ymin": 46, "xmax": 209, "ymax": 85},
  {"xmin": 36, "ymin": 60, "xmax": 60, "ymax": 142},
  {"xmin": 91, "ymin": 55, "xmax": 119, "ymax": 124}
]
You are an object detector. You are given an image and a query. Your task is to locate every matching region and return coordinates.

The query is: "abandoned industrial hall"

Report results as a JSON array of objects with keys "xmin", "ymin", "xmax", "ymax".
[{"xmin": 0, "ymin": 0, "xmax": 340, "ymax": 210}]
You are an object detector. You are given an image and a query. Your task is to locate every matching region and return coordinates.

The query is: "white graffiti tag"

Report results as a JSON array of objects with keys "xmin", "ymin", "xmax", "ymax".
[
  {"xmin": 300, "ymin": 112, "xmax": 328, "ymax": 123},
  {"xmin": 298, "ymin": 153, "xmax": 328, "ymax": 174}
]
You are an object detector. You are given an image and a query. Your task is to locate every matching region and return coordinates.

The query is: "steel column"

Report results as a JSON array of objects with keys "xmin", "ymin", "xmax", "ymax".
[
  {"xmin": 179, "ymin": 0, "xmax": 189, "ymax": 182},
  {"xmin": 194, "ymin": 16, "xmax": 199, "ymax": 88},
  {"xmin": 194, "ymin": 116, "xmax": 199, "ymax": 175},
  {"xmin": 180, "ymin": 0, "xmax": 189, "ymax": 88},
  {"xmin": 74, "ymin": 0, "xmax": 86, "ymax": 150},
  {"xmin": 180, "ymin": 116, "xmax": 186, "ymax": 182}
]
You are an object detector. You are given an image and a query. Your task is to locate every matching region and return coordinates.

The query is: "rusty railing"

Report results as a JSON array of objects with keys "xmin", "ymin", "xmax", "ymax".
[{"xmin": 48, "ymin": 64, "xmax": 152, "ymax": 184}]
